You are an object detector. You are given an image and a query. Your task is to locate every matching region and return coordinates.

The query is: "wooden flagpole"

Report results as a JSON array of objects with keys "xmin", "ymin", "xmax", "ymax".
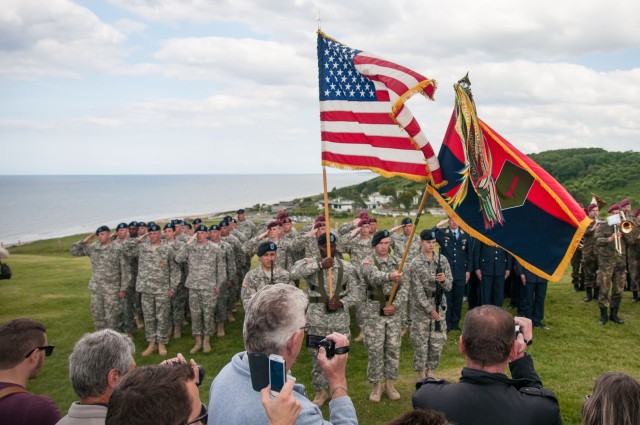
[
  {"xmin": 322, "ymin": 167, "xmax": 334, "ymax": 297},
  {"xmin": 386, "ymin": 186, "xmax": 430, "ymax": 307}
]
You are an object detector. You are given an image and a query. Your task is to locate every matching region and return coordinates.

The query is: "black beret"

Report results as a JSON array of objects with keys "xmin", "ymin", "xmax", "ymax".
[
  {"xmin": 164, "ymin": 223, "xmax": 175, "ymax": 230},
  {"xmin": 128, "ymin": 221, "xmax": 139, "ymax": 227},
  {"xmin": 195, "ymin": 224, "xmax": 208, "ymax": 232},
  {"xmin": 148, "ymin": 223, "xmax": 161, "ymax": 232},
  {"xmin": 237, "ymin": 209, "xmax": 245, "ymax": 214},
  {"xmin": 229, "ymin": 218, "xmax": 237, "ymax": 224},
  {"xmin": 170, "ymin": 219, "xmax": 178, "ymax": 225},
  {"xmin": 420, "ymin": 229, "xmax": 436, "ymax": 241},
  {"xmin": 138, "ymin": 221, "xmax": 147, "ymax": 227},
  {"xmin": 185, "ymin": 223, "xmax": 192, "ymax": 229},
  {"xmin": 372, "ymin": 230, "xmax": 390, "ymax": 246},
  {"xmin": 96, "ymin": 225, "xmax": 110, "ymax": 234},
  {"xmin": 317, "ymin": 233, "xmax": 336, "ymax": 245},
  {"xmin": 219, "ymin": 221, "xmax": 229, "ymax": 228},
  {"xmin": 209, "ymin": 224, "xmax": 220, "ymax": 231},
  {"xmin": 193, "ymin": 218, "xmax": 202, "ymax": 225},
  {"xmin": 116, "ymin": 223, "xmax": 128, "ymax": 230},
  {"xmin": 401, "ymin": 217, "xmax": 412, "ymax": 225},
  {"xmin": 223, "ymin": 215, "xmax": 233, "ymax": 222},
  {"xmin": 257, "ymin": 242, "xmax": 277, "ymax": 256}
]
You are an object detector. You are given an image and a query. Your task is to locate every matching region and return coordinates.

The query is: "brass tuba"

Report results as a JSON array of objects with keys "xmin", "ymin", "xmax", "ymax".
[{"xmin": 620, "ymin": 211, "xmax": 636, "ymax": 234}]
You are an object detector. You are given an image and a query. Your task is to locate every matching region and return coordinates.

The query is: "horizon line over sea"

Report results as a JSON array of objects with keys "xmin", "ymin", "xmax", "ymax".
[{"xmin": 0, "ymin": 173, "xmax": 375, "ymax": 245}]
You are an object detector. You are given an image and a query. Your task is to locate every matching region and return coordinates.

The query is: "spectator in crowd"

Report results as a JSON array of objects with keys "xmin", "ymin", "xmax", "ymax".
[
  {"xmin": 386, "ymin": 409, "xmax": 452, "ymax": 425},
  {"xmin": 412, "ymin": 305, "xmax": 561, "ymax": 425},
  {"xmin": 57, "ymin": 330, "xmax": 135, "ymax": 425},
  {"xmin": 209, "ymin": 283, "xmax": 357, "ymax": 424},
  {"xmin": 0, "ymin": 318, "xmax": 61, "ymax": 425},
  {"xmin": 582, "ymin": 372, "xmax": 640, "ymax": 425}
]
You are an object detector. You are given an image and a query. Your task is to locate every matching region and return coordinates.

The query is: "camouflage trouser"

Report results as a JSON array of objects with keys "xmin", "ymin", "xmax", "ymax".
[
  {"xmin": 142, "ymin": 293, "xmax": 171, "ymax": 344},
  {"xmin": 629, "ymin": 256, "xmax": 639, "ymax": 292},
  {"xmin": 91, "ymin": 291, "xmax": 123, "ymax": 331},
  {"xmin": 582, "ymin": 256, "xmax": 598, "ymax": 289},
  {"xmin": 410, "ymin": 312, "xmax": 446, "ymax": 372},
  {"xmin": 215, "ymin": 283, "xmax": 229, "ymax": 324},
  {"xmin": 226, "ymin": 276, "xmax": 240, "ymax": 310},
  {"xmin": 571, "ymin": 250, "xmax": 584, "ymax": 287},
  {"xmin": 170, "ymin": 284, "xmax": 189, "ymax": 327},
  {"xmin": 306, "ymin": 305, "xmax": 351, "ymax": 391},
  {"xmin": 597, "ymin": 262, "xmax": 626, "ymax": 309},
  {"xmin": 189, "ymin": 288, "xmax": 217, "ymax": 336},
  {"xmin": 121, "ymin": 288, "xmax": 137, "ymax": 333},
  {"xmin": 363, "ymin": 310, "xmax": 402, "ymax": 383}
]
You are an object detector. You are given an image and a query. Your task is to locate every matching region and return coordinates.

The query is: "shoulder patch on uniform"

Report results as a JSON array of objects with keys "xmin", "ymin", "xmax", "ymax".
[
  {"xmin": 415, "ymin": 376, "xmax": 447, "ymax": 390},
  {"xmin": 518, "ymin": 387, "xmax": 558, "ymax": 402}
]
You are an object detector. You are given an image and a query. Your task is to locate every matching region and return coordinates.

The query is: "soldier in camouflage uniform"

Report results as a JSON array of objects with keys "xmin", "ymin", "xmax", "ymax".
[
  {"xmin": 409, "ymin": 230, "xmax": 452, "ymax": 381},
  {"xmin": 338, "ymin": 218, "xmax": 373, "ymax": 343},
  {"xmin": 629, "ymin": 209, "xmax": 640, "ymax": 302},
  {"xmin": 595, "ymin": 204, "xmax": 633, "ymax": 325},
  {"xmin": 241, "ymin": 242, "xmax": 293, "ymax": 310},
  {"xmin": 390, "ymin": 217, "xmax": 422, "ymax": 335},
  {"xmin": 243, "ymin": 220, "xmax": 293, "ymax": 271},
  {"xmin": 360, "ymin": 230, "xmax": 409, "ymax": 403},
  {"xmin": 175, "ymin": 224, "xmax": 226, "ymax": 354},
  {"xmin": 163, "ymin": 222, "xmax": 189, "ymax": 338},
  {"xmin": 112, "ymin": 223, "xmax": 134, "ymax": 335},
  {"xmin": 124, "ymin": 224, "xmax": 181, "ymax": 357},
  {"xmin": 290, "ymin": 233, "xmax": 363, "ymax": 407},
  {"xmin": 236, "ymin": 208, "xmax": 258, "ymax": 240},
  {"xmin": 210, "ymin": 224, "xmax": 236, "ymax": 337},
  {"xmin": 123, "ymin": 221, "xmax": 144, "ymax": 331},
  {"xmin": 582, "ymin": 204, "xmax": 603, "ymax": 302},
  {"xmin": 219, "ymin": 220, "xmax": 246, "ymax": 322},
  {"xmin": 70, "ymin": 225, "xmax": 130, "ymax": 331}
]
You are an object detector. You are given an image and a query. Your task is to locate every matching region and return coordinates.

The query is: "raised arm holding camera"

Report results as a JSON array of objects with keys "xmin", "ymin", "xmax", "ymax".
[
  {"xmin": 208, "ymin": 283, "xmax": 357, "ymax": 425},
  {"xmin": 412, "ymin": 305, "xmax": 561, "ymax": 425}
]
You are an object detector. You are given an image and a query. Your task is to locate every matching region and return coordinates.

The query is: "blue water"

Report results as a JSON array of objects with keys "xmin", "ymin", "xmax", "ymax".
[{"xmin": 0, "ymin": 174, "xmax": 374, "ymax": 245}]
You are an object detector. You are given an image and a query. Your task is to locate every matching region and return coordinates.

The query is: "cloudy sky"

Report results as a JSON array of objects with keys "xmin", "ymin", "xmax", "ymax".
[{"xmin": 1, "ymin": 0, "xmax": 639, "ymax": 175}]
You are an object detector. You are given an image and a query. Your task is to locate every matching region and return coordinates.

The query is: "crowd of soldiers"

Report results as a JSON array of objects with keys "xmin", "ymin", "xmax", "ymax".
[
  {"xmin": 69, "ymin": 199, "xmax": 639, "ymax": 407},
  {"xmin": 571, "ymin": 198, "xmax": 640, "ymax": 325}
]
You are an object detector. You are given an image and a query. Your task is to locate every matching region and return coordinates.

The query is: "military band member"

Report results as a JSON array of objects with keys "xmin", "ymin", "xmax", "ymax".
[
  {"xmin": 290, "ymin": 233, "xmax": 363, "ymax": 407},
  {"xmin": 174, "ymin": 224, "xmax": 226, "ymax": 354},
  {"xmin": 409, "ymin": 230, "xmax": 452, "ymax": 381},
  {"xmin": 595, "ymin": 204, "xmax": 632, "ymax": 325},
  {"xmin": 241, "ymin": 242, "xmax": 293, "ymax": 310},
  {"xmin": 630, "ymin": 209, "xmax": 640, "ymax": 302},
  {"xmin": 361, "ymin": 230, "xmax": 408, "ymax": 403},
  {"xmin": 125, "ymin": 224, "xmax": 180, "ymax": 357},
  {"xmin": 582, "ymin": 204, "xmax": 602, "ymax": 302},
  {"xmin": 431, "ymin": 217, "xmax": 472, "ymax": 331},
  {"xmin": 70, "ymin": 226, "xmax": 131, "ymax": 332}
]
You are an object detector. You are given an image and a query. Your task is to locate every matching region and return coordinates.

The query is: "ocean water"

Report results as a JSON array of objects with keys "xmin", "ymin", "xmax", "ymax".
[{"xmin": 0, "ymin": 174, "xmax": 374, "ymax": 245}]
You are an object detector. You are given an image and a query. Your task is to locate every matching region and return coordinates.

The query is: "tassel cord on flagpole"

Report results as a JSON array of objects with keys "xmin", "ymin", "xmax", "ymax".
[{"xmin": 386, "ymin": 185, "xmax": 430, "ymax": 307}]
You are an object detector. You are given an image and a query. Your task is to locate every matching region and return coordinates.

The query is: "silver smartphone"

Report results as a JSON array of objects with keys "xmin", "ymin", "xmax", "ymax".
[{"xmin": 268, "ymin": 354, "xmax": 286, "ymax": 396}]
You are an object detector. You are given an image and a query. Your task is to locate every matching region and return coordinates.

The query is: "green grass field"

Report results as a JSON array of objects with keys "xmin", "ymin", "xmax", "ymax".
[{"xmin": 2, "ymin": 216, "xmax": 639, "ymax": 424}]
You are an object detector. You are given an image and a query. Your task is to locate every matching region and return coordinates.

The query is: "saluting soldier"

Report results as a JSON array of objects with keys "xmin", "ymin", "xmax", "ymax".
[
  {"xmin": 409, "ymin": 229, "xmax": 452, "ymax": 381},
  {"xmin": 174, "ymin": 224, "xmax": 226, "ymax": 354},
  {"xmin": 595, "ymin": 204, "xmax": 632, "ymax": 325},
  {"xmin": 243, "ymin": 220, "xmax": 293, "ymax": 271},
  {"xmin": 360, "ymin": 230, "xmax": 408, "ymax": 403},
  {"xmin": 210, "ymin": 224, "xmax": 237, "ymax": 337},
  {"xmin": 124, "ymin": 223, "xmax": 180, "ymax": 357},
  {"xmin": 163, "ymin": 222, "xmax": 189, "ymax": 339},
  {"xmin": 219, "ymin": 220, "xmax": 246, "ymax": 322},
  {"xmin": 70, "ymin": 225, "xmax": 131, "ymax": 331},
  {"xmin": 241, "ymin": 242, "xmax": 293, "ymax": 310},
  {"xmin": 290, "ymin": 233, "xmax": 363, "ymax": 407}
]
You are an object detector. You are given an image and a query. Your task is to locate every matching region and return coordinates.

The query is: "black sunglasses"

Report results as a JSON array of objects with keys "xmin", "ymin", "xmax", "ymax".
[
  {"xmin": 25, "ymin": 345, "xmax": 55, "ymax": 358},
  {"xmin": 186, "ymin": 403, "xmax": 208, "ymax": 425}
]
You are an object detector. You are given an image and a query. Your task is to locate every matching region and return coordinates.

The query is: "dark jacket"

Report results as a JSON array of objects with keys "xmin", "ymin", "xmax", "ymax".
[
  {"xmin": 432, "ymin": 227, "xmax": 473, "ymax": 280},
  {"xmin": 412, "ymin": 354, "xmax": 561, "ymax": 425},
  {"xmin": 473, "ymin": 242, "xmax": 513, "ymax": 277}
]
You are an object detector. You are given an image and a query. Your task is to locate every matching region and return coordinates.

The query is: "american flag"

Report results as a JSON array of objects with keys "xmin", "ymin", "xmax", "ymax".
[{"xmin": 318, "ymin": 31, "xmax": 443, "ymax": 185}]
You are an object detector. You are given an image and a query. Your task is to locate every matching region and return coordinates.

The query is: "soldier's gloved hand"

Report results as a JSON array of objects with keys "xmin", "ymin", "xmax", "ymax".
[
  {"xmin": 320, "ymin": 257, "xmax": 334, "ymax": 269},
  {"xmin": 327, "ymin": 297, "xmax": 343, "ymax": 311}
]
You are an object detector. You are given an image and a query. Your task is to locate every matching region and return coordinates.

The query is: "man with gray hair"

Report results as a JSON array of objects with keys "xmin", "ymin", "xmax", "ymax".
[
  {"xmin": 57, "ymin": 330, "xmax": 135, "ymax": 425},
  {"xmin": 208, "ymin": 283, "xmax": 357, "ymax": 425}
]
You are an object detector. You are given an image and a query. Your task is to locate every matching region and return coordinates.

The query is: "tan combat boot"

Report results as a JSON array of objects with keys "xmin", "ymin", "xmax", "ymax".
[
  {"xmin": 354, "ymin": 327, "xmax": 365, "ymax": 343},
  {"xmin": 173, "ymin": 325, "xmax": 181, "ymax": 339},
  {"xmin": 190, "ymin": 336, "xmax": 202, "ymax": 354},
  {"xmin": 369, "ymin": 382, "xmax": 383, "ymax": 403},
  {"xmin": 135, "ymin": 313, "xmax": 145, "ymax": 329},
  {"xmin": 217, "ymin": 323, "xmax": 225, "ymax": 337},
  {"xmin": 227, "ymin": 309, "xmax": 236, "ymax": 323},
  {"xmin": 312, "ymin": 388, "xmax": 329, "ymax": 407},
  {"xmin": 141, "ymin": 341, "xmax": 157, "ymax": 357},
  {"xmin": 385, "ymin": 379, "xmax": 401, "ymax": 400},
  {"xmin": 417, "ymin": 370, "xmax": 426, "ymax": 381},
  {"xmin": 203, "ymin": 336, "xmax": 212, "ymax": 353},
  {"xmin": 157, "ymin": 343, "xmax": 167, "ymax": 356}
]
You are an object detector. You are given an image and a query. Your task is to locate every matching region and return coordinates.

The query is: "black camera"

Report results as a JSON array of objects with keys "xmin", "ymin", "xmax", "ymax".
[
  {"xmin": 196, "ymin": 365, "xmax": 205, "ymax": 386},
  {"xmin": 307, "ymin": 334, "xmax": 337, "ymax": 359}
]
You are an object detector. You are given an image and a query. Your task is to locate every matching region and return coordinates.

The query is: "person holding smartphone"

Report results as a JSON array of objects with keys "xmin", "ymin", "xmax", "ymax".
[{"xmin": 208, "ymin": 283, "xmax": 357, "ymax": 425}]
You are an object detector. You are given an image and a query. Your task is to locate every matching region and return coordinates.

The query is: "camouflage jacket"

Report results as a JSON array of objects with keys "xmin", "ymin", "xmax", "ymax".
[
  {"xmin": 241, "ymin": 265, "xmax": 293, "ymax": 310},
  {"xmin": 409, "ymin": 253, "xmax": 453, "ymax": 316},
  {"xmin": 125, "ymin": 240, "xmax": 181, "ymax": 294},
  {"xmin": 174, "ymin": 241, "xmax": 226, "ymax": 290},
  {"xmin": 360, "ymin": 254, "xmax": 408, "ymax": 315},
  {"xmin": 70, "ymin": 241, "xmax": 130, "ymax": 294}
]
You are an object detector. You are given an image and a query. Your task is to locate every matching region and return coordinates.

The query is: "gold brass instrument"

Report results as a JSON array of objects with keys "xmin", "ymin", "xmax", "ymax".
[{"xmin": 620, "ymin": 211, "xmax": 636, "ymax": 234}]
